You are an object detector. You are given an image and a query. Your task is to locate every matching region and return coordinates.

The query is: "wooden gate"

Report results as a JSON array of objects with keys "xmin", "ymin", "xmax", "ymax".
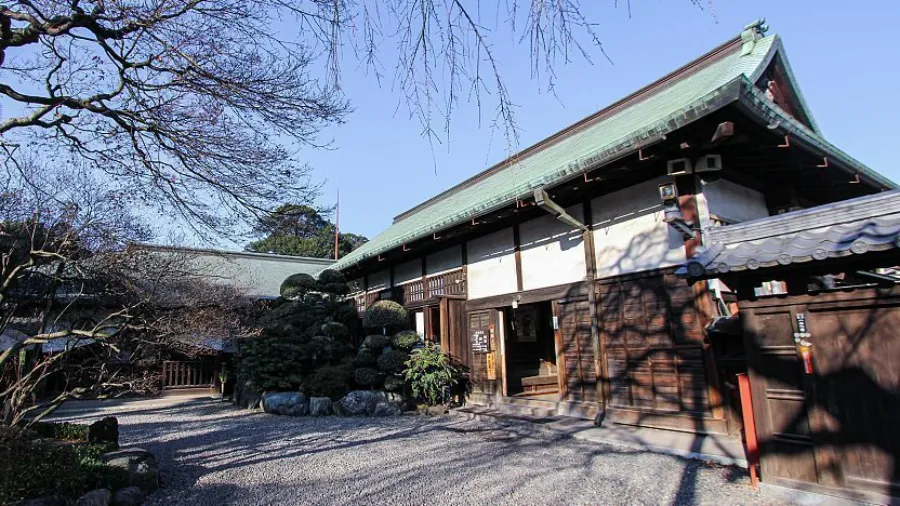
[
  {"xmin": 597, "ymin": 271, "xmax": 726, "ymax": 433},
  {"xmin": 161, "ymin": 360, "xmax": 215, "ymax": 390},
  {"xmin": 742, "ymin": 287, "xmax": 900, "ymax": 501},
  {"xmin": 467, "ymin": 309, "xmax": 501, "ymax": 395},
  {"xmin": 554, "ymin": 296, "xmax": 598, "ymax": 403}
]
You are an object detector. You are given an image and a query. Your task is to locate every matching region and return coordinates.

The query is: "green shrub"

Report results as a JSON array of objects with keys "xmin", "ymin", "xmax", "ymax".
[
  {"xmin": 320, "ymin": 322, "xmax": 349, "ymax": 339},
  {"xmin": 30, "ymin": 421, "xmax": 89, "ymax": 442},
  {"xmin": 362, "ymin": 334, "xmax": 391, "ymax": 350},
  {"xmin": 363, "ymin": 300, "xmax": 408, "ymax": 332},
  {"xmin": 392, "ymin": 330, "xmax": 421, "ymax": 351},
  {"xmin": 403, "ymin": 343, "xmax": 465, "ymax": 406},
  {"xmin": 0, "ymin": 437, "xmax": 85, "ymax": 503},
  {"xmin": 304, "ymin": 359, "xmax": 354, "ymax": 400},
  {"xmin": 377, "ymin": 349, "xmax": 409, "ymax": 374},
  {"xmin": 280, "ymin": 273, "xmax": 317, "ymax": 299},
  {"xmin": 354, "ymin": 348, "xmax": 378, "ymax": 367},
  {"xmin": 354, "ymin": 367, "xmax": 384, "ymax": 388},
  {"xmin": 383, "ymin": 375, "xmax": 406, "ymax": 392},
  {"xmin": 317, "ymin": 269, "xmax": 349, "ymax": 295},
  {"xmin": 0, "ymin": 425, "xmax": 35, "ymax": 443},
  {"xmin": 317, "ymin": 269, "xmax": 346, "ymax": 285}
]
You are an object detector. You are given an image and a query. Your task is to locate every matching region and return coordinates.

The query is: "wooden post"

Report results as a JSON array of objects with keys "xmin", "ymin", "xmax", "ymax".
[
  {"xmin": 513, "ymin": 224, "xmax": 524, "ymax": 292},
  {"xmin": 737, "ymin": 373, "xmax": 760, "ymax": 489}
]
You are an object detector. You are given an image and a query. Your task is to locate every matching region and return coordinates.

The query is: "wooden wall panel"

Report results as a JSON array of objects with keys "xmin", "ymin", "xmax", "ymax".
[{"xmin": 556, "ymin": 298, "xmax": 598, "ymax": 403}]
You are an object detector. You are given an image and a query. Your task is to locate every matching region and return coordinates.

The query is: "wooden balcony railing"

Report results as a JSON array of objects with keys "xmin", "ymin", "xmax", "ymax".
[{"xmin": 352, "ymin": 268, "xmax": 466, "ymax": 313}]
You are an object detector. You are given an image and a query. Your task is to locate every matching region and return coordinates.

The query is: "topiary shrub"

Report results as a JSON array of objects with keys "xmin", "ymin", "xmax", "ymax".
[
  {"xmin": 392, "ymin": 330, "xmax": 421, "ymax": 351},
  {"xmin": 364, "ymin": 300, "xmax": 408, "ymax": 333},
  {"xmin": 317, "ymin": 269, "xmax": 349, "ymax": 296},
  {"xmin": 383, "ymin": 375, "xmax": 406, "ymax": 393},
  {"xmin": 280, "ymin": 273, "xmax": 317, "ymax": 299},
  {"xmin": 354, "ymin": 348, "xmax": 378, "ymax": 367},
  {"xmin": 320, "ymin": 322, "xmax": 349, "ymax": 339},
  {"xmin": 403, "ymin": 343, "xmax": 466, "ymax": 406},
  {"xmin": 304, "ymin": 359, "xmax": 354, "ymax": 400},
  {"xmin": 362, "ymin": 334, "xmax": 391, "ymax": 350},
  {"xmin": 377, "ymin": 349, "xmax": 409, "ymax": 374},
  {"xmin": 354, "ymin": 367, "xmax": 384, "ymax": 388}
]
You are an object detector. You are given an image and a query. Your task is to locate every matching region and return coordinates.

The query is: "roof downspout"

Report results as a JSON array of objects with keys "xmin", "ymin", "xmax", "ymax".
[{"xmin": 532, "ymin": 187, "xmax": 589, "ymax": 232}]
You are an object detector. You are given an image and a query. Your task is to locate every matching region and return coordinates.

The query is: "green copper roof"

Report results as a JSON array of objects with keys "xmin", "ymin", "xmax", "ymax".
[{"xmin": 334, "ymin": 30, "xmax": 887, "ymax": 272}]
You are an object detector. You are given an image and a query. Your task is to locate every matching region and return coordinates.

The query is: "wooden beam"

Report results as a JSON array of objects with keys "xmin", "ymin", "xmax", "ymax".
[{"xmin": 513, "ymin": 224, "xmax": 524, "ymax": 292}]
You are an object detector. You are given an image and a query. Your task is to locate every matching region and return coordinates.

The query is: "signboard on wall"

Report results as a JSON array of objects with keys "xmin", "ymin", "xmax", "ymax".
[
  {"xmin": 471, "ymin": 329, "xmax": 490, "ymax": 353},
  {"xmin": 486, "ymin": 353, "xmax": 496, "ymax": 380}
]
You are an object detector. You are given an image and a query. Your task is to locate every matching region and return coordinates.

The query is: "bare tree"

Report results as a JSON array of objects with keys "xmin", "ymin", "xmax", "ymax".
[
  {"xmin": 0, "ymin": 0, "xmax": 642, "ymax": 232},
  {"xmin": 0, "ymin": 163, "xmax": 257, "ymax": 425}
]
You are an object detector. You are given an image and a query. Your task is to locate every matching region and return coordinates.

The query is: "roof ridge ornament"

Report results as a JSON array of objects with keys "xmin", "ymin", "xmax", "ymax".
[{"xmin": 740, "ymin": 18, "xmax": 770, "ymax": 57}]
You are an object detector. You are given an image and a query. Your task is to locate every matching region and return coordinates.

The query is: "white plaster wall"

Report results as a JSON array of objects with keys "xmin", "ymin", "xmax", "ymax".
[
  {"xmin": 394, "ymin": 259, "xmax": 422, "ymax": 284},
  {"xmin": 702, "ymin": 178, "xmax": 769, "ymax": 223},
  {"xmin": 467, "ymin": 228, "xmax": 518, "ymax": 299},
  {"xmin": 591, "ymin": 176, "xmax": 686, "ymax": 278},
  {"xmin": 366, "ymin": 269, "xmax": 391, "ymax": 291},
  {"xmin": 426, "ymin": 245, "xmax": 463, "ymax": 275},
  {"xmin": 519, "ymin": 205, "xmax": 586, "ymax": 291}
]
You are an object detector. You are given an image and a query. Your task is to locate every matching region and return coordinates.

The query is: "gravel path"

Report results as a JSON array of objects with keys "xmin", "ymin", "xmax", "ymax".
[{"xmin": 54, "ymin": 398, "xmax": 773, "ymax": 506}]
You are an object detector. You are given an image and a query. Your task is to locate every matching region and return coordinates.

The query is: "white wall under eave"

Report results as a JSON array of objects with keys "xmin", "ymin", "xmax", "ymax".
[
  {"xmin": 394, "ymin": 258, "xmax": 422, "ymax": 285},
  {"xmin": 426, "ymin": 245, "xmax": 463, "ymax": 275},
  {"xmin": 701, "ymin": 178, "xmax": 769, "ymax": 224},
  {"xmin": 591, "ymin": 176, "xmax": 686, "ymax": 279},
  {"xmin": 366, "ymin": 269, "xmax": 391, "ymax": 291},
  {"xmin": 467, "ymin": 228, "xmax": 518, "ymax": 299},
  {"xmin": 519, "ymin": 205, "xmax": 586, "ymax": 291}
]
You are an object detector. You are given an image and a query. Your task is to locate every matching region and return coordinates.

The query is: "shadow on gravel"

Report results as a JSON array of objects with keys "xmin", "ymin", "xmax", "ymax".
[{"xmin": 59, "ymin": 400, "xmax": 756, "ymax": 505}]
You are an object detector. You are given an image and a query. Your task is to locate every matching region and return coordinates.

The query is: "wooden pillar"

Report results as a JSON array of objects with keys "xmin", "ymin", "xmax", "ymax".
[
  {"xmin": 512, "ymin": 224, "xmax": 524, "ymax": 292},
  {"xmin": 582, "ymin": 199, "xmax": 606, "ymax": 406}
]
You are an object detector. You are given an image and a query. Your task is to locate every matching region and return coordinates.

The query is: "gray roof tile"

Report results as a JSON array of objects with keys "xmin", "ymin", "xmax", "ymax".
[{"xmin": 679, "ymin": 191, "xmax": 900, "ymax": 278}]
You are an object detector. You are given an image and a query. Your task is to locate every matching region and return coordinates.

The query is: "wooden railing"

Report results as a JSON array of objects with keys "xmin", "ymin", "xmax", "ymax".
[
  {"xmin": 162, "ymin": 361, "xmax": 215, "ymax": 389},
  {"xmin": 427, "ymin": 269, "xmax": 466, "ymax": 297}
]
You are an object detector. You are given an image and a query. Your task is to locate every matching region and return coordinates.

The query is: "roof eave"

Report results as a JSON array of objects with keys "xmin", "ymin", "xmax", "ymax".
[
  {"xmin": 334, "ymin": 79, "xmax": 746, "ymax": 272},
  {"xmin": 735, "ymin": 80, "xmax": 898, "ymax": 192}
]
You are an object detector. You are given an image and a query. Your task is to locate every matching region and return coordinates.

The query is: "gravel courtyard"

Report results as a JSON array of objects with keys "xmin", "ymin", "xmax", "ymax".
[{"xmin": 54, "ymin": 398, "xmax": 773, "ymax": 506}]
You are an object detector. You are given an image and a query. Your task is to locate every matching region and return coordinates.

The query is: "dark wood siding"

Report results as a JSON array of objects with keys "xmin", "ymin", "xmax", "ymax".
[
  {"xmin": 742, "ymin": 287, "xmax": 900, "ymax": 501},
  {"xmin": 597, "ymin": 271, "xmax": 725, "ymax": 433}
]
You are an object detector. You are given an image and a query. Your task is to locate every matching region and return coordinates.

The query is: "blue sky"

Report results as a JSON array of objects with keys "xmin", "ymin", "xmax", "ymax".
[{"xmin": 261, "ymin": 1, "xmax": 900, "ymax": 244}]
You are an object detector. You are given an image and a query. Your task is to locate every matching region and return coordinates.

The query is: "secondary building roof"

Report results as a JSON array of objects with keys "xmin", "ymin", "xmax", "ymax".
[
  {"xmin": 334, "ymin": 21, "xmax": 896, "ymax": 272},
  {"xmin": 678, "ymin": 191, "xmax": 900, "ymax": 278},
  {"xmin": 135, "ymin": 245, "xmax": 335, "ymax": 299}
]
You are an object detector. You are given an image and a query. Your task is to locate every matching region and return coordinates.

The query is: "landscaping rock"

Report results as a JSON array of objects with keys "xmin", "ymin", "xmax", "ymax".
[
  {"xmin": 88, "ymin": 417, "xmax": 119, "ymax": 449},
  {"xmin": 308, "ymin": 397, "xmax": 332, "ymax": 416},
  {"xmin": 76, "ymin": 489, "xmax": 111, "ymax": 506},
  {"xmin": 333, "ymin": 390, "xmax": 387, "ymax": 416},
  {"xmin": 111, "ymin": 487, "xmax": 144, "ymax": 506},
  {"xmin": 371, "ymin": 401, "xmax": 401, "ymax": 417},
  {"xmin": 234, "ymin": 379, "xmax": 262, "ymax": 410},
  {"xmin": 261, "ymin": 392, "xmax": 309, "ymax": 416},
  {"xmin": 101, "ymin": 448, "xmax": 159, "ymax": 493}
]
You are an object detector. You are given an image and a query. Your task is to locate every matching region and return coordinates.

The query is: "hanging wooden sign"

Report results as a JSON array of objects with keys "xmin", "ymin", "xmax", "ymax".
[
  {"xmin": 471, "ymin": 329, "xmax": 490, "ymax": 353},
  {"xmin": 486, "ymin": 353, "xmax": 497, "ymax": 380}
]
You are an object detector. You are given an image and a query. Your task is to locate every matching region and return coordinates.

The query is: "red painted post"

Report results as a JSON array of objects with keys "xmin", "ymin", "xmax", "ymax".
[{"xmin": 737, "ymin": 373, "xmax": 760, "ymax": 489}]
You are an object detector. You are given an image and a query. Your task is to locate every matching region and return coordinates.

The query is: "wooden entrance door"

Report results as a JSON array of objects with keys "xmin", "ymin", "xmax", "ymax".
[
  {"xmin": 554, "ymin": 297, "xmax": 598, "ymax": 403},
  {"xmin": 467, "ymin": 309, "xmax": 501, "ymax": 395},
  {"xmin": 742, "ymin": 288, "xmax": 900, "ymax": 500}
]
